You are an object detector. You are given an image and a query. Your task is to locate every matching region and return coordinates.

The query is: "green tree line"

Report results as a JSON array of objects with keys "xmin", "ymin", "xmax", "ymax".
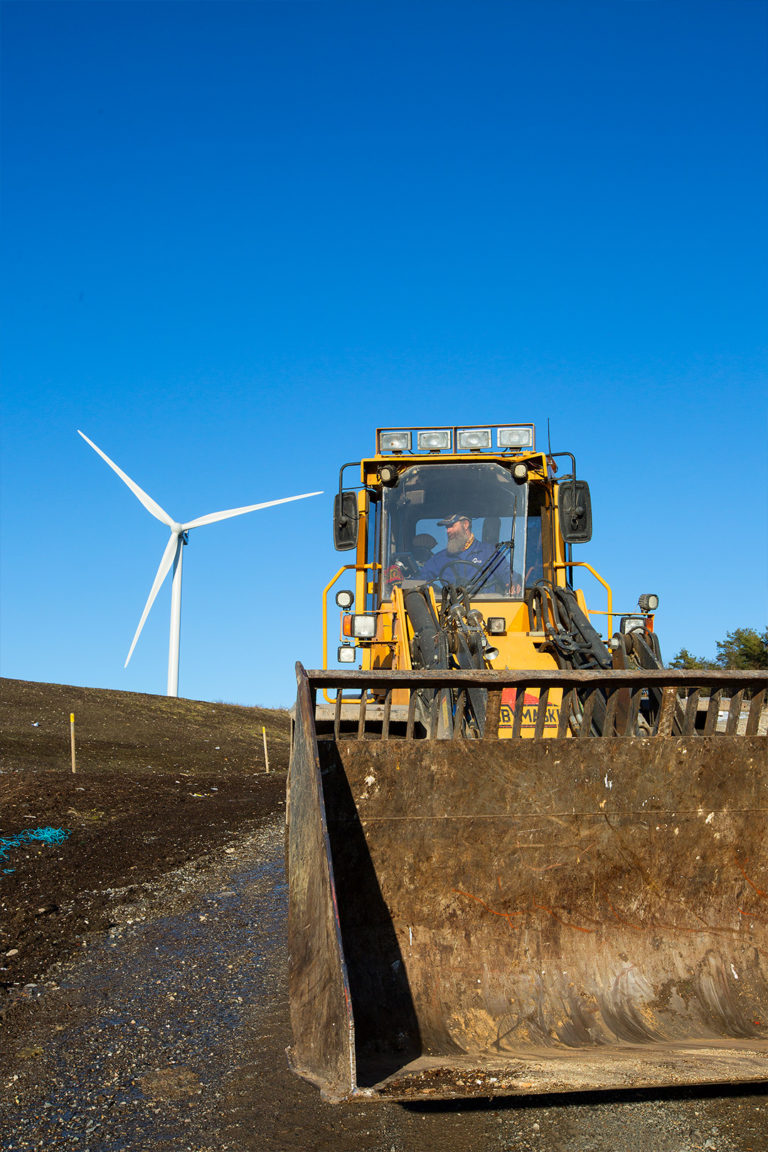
[{"xmin": 669, "ymin": 627, "xmax": 768, "ymax": 671}]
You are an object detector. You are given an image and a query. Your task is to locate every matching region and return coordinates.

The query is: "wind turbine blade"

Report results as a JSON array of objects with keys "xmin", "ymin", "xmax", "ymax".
[
  {"xmin": 78, "ymin": 430, "xmax": 175, "ymax": 528},
  {"xmin": 182, "ymin": 491, "xmax": 323, "ymax": 530},
  {"xmin": 124, "ymin": 531, "xmax": 180, "ymax": 667}
]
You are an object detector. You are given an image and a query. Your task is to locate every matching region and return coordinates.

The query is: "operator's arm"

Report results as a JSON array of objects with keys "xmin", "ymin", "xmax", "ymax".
[{"xmin": 419, "ymin": 551, "xmax": 443, "ymax": 584}]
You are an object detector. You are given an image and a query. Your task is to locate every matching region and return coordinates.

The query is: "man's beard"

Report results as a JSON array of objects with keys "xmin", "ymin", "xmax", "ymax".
[{"xmin": 446, "ymin": 531, "xmax": 469, "ymax": 555}]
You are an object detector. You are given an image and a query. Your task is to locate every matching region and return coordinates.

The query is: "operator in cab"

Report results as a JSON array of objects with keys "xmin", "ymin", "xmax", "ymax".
[{"xmin": 420, "ymin": 513, "xmax": 522, "ymax": 596}]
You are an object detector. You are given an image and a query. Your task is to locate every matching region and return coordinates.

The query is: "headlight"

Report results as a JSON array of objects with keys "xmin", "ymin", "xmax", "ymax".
[
  {"xmin": 337, "ymin": 645, "xmax": 356, "ymax": 663},
  {"xmin": 342, "ymin": 614, "xmax": 376, "ymax": 639},
  {"xmin": 457, "ymin": 427, "xmax": 492, "ymax": 451},
  {"xmin": 335, "ymin": 589, "xmax": 354, "ymax": 609},
  {"xmin": 379, "ymin": 430, "xmax": 411, "ymax": 454},
  {"xmin": 498, "ymin": 425, "xmax": 534, "ymax": 449},
  {"xmin": 638, "ymin": 593, "xmax": 659, "ymax": 612},
  {"xmin": 417, "ymin": 429, "xmax": 452, "ymax": 452},
  {"xmin": 621, "ymin": 616, "xmax": 645, "ymax": 635},
  {"xmin": 487, "ymin": 617, "xmax": 506, "ymax": 634}
]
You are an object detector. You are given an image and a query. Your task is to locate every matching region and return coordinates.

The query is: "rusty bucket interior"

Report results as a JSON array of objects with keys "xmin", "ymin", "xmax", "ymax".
[{"xmin": 287, "ymin": 666, "xmax": 768, "ymax": 1102}]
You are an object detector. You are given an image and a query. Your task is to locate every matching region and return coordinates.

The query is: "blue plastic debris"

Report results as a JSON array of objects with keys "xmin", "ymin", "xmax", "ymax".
[{"xmin": 0, "ymin": 827, "xmax": 70, "ymax": 868}]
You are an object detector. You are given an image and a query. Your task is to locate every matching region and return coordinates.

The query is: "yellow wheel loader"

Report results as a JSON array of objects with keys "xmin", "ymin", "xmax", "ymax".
[{"xmin": 287, "ymin": 423, "xmax": 768, "ymax": 1101}]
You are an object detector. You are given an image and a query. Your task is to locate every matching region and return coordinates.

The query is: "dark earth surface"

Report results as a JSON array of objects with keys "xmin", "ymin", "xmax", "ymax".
[{"xmin": 1, "ymin": 676, "xmax": 767, "ymax": 1151}]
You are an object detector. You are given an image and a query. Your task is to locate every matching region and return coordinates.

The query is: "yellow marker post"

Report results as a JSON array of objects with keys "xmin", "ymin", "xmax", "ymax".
[
  {"xmin": 70, "ymin": 713, "xmax": 76, "ymax": 774},
  {"xmin": 262, "ymin": 725, "xmax": 270, "ymax": 774}
]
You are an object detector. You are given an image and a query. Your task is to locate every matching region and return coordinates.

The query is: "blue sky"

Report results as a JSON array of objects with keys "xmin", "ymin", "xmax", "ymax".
[{"xmin": 1, "ymin": 0, "xmax": 766, "ymax": 706}]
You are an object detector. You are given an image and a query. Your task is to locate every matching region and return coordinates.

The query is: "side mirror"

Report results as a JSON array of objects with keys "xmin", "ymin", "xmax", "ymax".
[
  {"xmin": 333, "ymin": 491, "xmax": 358, "ymax": 551},
  {"xmin": 559, "ymin": 480, "xmax": 592, "ymax": 544}
]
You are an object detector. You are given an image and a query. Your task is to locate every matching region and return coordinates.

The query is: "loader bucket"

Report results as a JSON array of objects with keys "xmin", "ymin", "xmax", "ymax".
[{"xmin": 287, "ymin": 665, "xmax": 768, "ymax": 1102}]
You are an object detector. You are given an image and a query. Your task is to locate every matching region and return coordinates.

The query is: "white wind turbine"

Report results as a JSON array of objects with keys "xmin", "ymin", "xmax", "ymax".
[{"xmin": 78, "ymin": 430, "xmax": 322, "ymax": 697}]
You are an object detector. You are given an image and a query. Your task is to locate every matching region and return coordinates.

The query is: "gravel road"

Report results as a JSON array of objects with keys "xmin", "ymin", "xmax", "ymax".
[{"xmin": 2, "ymin": 813, "xmax": 767, "ymax": 1152}]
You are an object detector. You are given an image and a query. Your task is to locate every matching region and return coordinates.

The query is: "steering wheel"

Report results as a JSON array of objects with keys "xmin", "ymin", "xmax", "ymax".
[
  {"xmin": 432, "ymin": 554, "xmax": 519, "ymax": 596},
  {"xmin": 432, "ymin": 557, "xmax": 490, "ymax": 588}
]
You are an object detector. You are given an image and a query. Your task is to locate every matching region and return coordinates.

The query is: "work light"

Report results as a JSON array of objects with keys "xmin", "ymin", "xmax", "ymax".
[
  {"xmin": 417, "ymin": 429, "xmax": 452, "ymax": 452},
  {"xmin": 378, "ymin": 464, "xmax": 399, "ymax": 486},
  {"xmin": 638, "ymin": 593, "xmax": 659, "ymax": 612},
  {"xmin": 457, "ymin": 427, "xmax": 491, "ymax": 451},
  {"xmin": 379, "ymin": 430, "xmax": 411, "ymax": 454},
  {"xmin": 498, "ymin": 425, "xmax": 534, "ymax": 449}
]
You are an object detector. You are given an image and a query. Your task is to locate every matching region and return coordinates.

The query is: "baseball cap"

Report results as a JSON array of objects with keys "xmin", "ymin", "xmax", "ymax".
[{"xmin": 437, "ymin": 513, "xmax": 472, "ymax": 526}]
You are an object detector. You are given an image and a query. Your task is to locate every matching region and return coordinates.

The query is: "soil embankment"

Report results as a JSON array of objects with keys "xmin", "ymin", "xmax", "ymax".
[{"xmin": 0, "ymin": 678, "xmax": 288, "ymax": 1001}]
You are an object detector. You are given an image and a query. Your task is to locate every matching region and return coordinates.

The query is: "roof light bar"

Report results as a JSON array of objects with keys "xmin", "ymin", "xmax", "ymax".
[{"xmin": 376, "ymin": 424, "xmax": 536, "ymax": 455}]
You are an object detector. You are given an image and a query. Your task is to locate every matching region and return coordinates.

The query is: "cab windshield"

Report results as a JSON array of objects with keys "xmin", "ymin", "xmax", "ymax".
[{"xmin": 380, "ymin": 462, "xmax": 540, "ymax": 600}]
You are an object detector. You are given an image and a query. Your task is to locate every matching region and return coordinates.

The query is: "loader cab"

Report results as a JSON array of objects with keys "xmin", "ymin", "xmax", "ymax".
[
  {"xmin": 378, "ymin": 461, "xmax": 545, "ymax": 602},
  {"xmin": 381, "ymin": 461, "xmax": 519, "ymax": 599},
  {"xmin": 328, "ymin": 425, "xmax": 587, "ymax": 672}
]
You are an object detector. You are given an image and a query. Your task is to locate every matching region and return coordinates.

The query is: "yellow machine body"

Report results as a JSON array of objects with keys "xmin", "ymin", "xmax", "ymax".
[{"xmin": 288, "ymin": 424, "xmax": 768, "ymax": 1101}]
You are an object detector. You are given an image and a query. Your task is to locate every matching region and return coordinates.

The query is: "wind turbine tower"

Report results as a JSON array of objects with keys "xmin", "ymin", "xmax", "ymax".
[{"xmin": 78, "ymin": 430, "xmax": 322, "ymax": 697}]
